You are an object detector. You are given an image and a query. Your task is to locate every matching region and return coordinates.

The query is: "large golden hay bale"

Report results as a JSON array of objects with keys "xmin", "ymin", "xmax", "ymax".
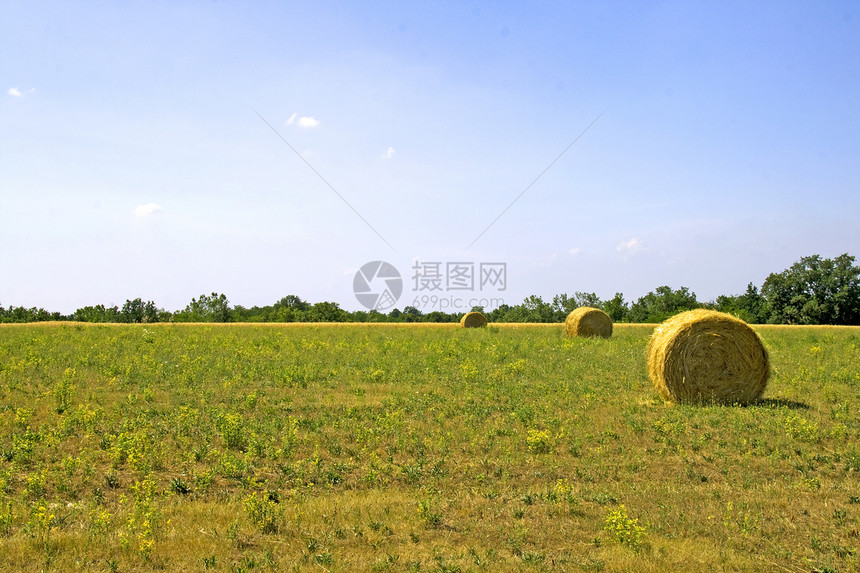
[
  {"xmin": 460, "ymin": 311, "xmax": 488, "ymax": 328},
  {"xmin": 565, "ymin": 307, "xmax": 612, "ymax": 338},
  {"xmin": 647, "ymin": 309, "xmax": 770, "ymax": 405}
]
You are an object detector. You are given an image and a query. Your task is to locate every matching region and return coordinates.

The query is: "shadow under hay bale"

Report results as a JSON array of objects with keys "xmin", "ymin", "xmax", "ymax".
[
  {"xmin": 751, "ymin": 398, "xmax": 809, "ymax": 410},
  {"xmin": 564, "ymin": 307, "xmax": 613, "ymax": 338},
  {"xmin": 647, "ymin": 309, "xmax": 770, "ymax": 405},
  {"xmin": 460, "ymin": 311, "xmax": 488, "ymax": 328}
]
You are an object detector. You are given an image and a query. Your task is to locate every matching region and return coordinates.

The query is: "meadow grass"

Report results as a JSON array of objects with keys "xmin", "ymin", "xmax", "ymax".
[{"xmin": 0, "ymin": 322, "xmax": 857, "ymax": 572}]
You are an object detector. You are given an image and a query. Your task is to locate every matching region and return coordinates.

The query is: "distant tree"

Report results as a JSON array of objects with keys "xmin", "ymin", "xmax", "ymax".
[
  {"xmin": 0, "ymin": 305, "xmax": 63, "ymax": 323},
  {"xmin": 577, "ymin": 292, "xmax": 602, "ymax": 309},
  {"xmin": 601, "ymin": 293, "xmax": 629, "ymax": 323},
  {"xmin": 367, "ymin": 309, "xmax": 388, "ymax": 322},
  {"xmin": 423, "ymin": 310, "xmax": 457, "ymax": 323},
  {"xmin": 552, "ymin": 292, "xmax": 602, "ymax": 320},
  {"xmin": 274, "ymin": 295, "xmax": 311, "ymax": 312},
  {"xmin": 232, "ymin": 305, "xmax": 262, "ymax": 322},
  {"xmin": 349, "ymin": 310, "xmax": 369, "ymax": 322},
  {"xmin": 551, "ymin": 294, "xmax": 576, "ymax": 319},
  {"xmin": 73, "ymin": 304, "xmax": 120, "ymax": 323},
  {"xmin": 486, "ymin": 304, "xmax": 511, "ymax": 323},
  {"xmin": 761, "ymin": 253, "xmax": 860, "ymax": 325},
  {"xmin": 177, "ymin": 293, "xmax": 233, "ymax": 322},
  {"xmin": 119, "ymin": 298, "xmax": 160, "ymax": 323},
  {"xmin": 715, "ymin": 283, "xmax": 767, "ymax": 323},
  {"xmin": 401, "ymin": 306, "xmax": 422, "ymax": 322},
  {"xmin": 307, "ymin": 301, "xmax": 347, "ymax": 322},
  {"xmin": 628, "ymin": 286, "xmax": 699, "ymax": 323},
  {"xmin": 520, "ymin": 295, "xmax": 555, "ymax": 323},
  {"xmin": 273, "ymin": 306, "xmax": 303, "ymax": 322},
  {"xmin": 498, "ymin": 304, "xmax": 529, "ymax": 322}
]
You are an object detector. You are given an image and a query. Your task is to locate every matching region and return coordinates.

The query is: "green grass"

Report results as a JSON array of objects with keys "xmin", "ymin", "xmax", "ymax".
[{"xmin": 0, "ymin": 322, "xmax": 858, "ymax": 572}]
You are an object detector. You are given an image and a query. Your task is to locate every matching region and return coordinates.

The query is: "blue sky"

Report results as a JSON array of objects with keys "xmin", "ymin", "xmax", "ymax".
[{"xmin": 2, "ymin": 1, "xmax": 858, "ymax": 314}]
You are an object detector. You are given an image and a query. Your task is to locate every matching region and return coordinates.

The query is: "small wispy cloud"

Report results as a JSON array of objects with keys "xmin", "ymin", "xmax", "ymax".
[
  {"xmin": 382, "ymin": 147, "xmax": 395, "ymax": 159},
  {"xmin": 8, "ymin": 87, "xmax": 35, "ymax": 98},
  {"xmin": 286, "ymin": 113, "xmax": 319, "ymax": 128},
  {"xmin": 134, "ymin": 203, "xmax": 163, "ymax": 218},
  {"xmin": 569, "ymin": 247, "xmax": 581, "ymax": 256},
  {"xmin": 617, "ymin": 237, "xmax": 646, "ymax": 257}
]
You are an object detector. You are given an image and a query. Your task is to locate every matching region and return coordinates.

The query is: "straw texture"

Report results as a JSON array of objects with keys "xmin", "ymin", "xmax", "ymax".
[
  {"xmin": 564, "ymin": 307, "xmax": 613, "ymax": 338},
  {"xmin": 460, "ymin": 311, "xmax": 488, "ymax": 328},
  {"xmin": 647, "ymin": 309, "xmax": 770, "ymax": 405}
]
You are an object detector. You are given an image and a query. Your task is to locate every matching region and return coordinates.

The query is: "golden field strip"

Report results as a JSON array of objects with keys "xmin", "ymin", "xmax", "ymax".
[{"xmin": 0, "ymin": 322, "xmax": 858, "ymax": 572}]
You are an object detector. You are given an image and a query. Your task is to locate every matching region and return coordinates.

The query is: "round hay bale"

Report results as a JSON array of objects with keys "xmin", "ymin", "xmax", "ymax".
[
  {"xmin": 647, "ymin": 309, "xmax": 770, "ymax": 405},
  {"xmin": 460, "ymin": 311, "xmax": 488, "ymax": 328},
  {"xmin": 565, "ymin": 307, "xmax": 612, "ymax": 338}
]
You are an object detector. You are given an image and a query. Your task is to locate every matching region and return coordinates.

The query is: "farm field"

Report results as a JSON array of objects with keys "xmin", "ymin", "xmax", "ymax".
[{"xmin": 0, "ymin": 322, "xmax": 858, "ymax": 572}]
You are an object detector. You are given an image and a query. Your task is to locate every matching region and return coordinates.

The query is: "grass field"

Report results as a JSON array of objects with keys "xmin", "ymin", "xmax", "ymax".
[{"xmin": 0, "ymin": 322, "xmax": 858, "ymax": 572}]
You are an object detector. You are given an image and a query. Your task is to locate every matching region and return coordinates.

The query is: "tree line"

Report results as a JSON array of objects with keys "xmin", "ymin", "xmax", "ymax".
[{"xmin": 2, "ymin": 253, "xmax": 858, "ymax": 325}]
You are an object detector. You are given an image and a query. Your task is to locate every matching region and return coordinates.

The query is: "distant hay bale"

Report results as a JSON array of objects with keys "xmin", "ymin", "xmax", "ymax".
[
  {"xmin": 565, "ymin": 307, "xmax": 612, "ymax": 338},
  {"xmin": 647, "ymin": 309, "xmax": 770, "ymax": 405},
  {"xmin": 460, "ymin": 311, "xmax": 488, "ymax": 328}
]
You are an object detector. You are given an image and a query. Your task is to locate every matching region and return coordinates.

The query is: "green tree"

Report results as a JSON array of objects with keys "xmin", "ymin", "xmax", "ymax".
[
  {"xmin": 402, "ymin": 306, "xmax": 422, "ymax": 322},
  {"xmin": 0, "ymin": 305, "xmax": 63, "ymax": 323},
  {"xmin": 486, "ymin": 304, "xmax": 511, "ymax": 323},
  {"xmin": 232, "ymin": 305, "xmax": 264, "ymax": 322},
  {"xmin": 73, "ymin": 304, "xmax": 120, "ymax": 322},
  {"xmin": 552, "ymin": 292, "xmax": 602, "ymax": 320},
  {"xmin": 274, "ymin": 306, "xmax": 304, "ymax": 322},
  {"xmin": 602, "ymin": 293, "xmax": 629, "ymax": 322},
  {"xmin": 274, "ymin": 295, "xmax": 310, "ymax": 312},
  {"xmin": 761, "ymin": 253, "xmax": 860, "ymax": 325},
  {"xmin": 628, "ymin": 286, "xmax": 699, "ymax": 323},
  {"xmin": 715, "ymin": 283, "xmax": 767, "ymax": 323},
  {"xmin": 119, "ymin": 298, "xmax": 160, "ymax": 323},
  {"xmin": 423, "ymin": 310, "xmax": 458, "ymax": 323},
  {"xmin": 519, "ymin": 295, "xmax": 555, "ymax": 323},
  {"xmin": 366, "ymin": 309, "xmax": 387, "ymax": 322},
  {"xmin": 177, "ymin": 293, "xmax": 233, "ymax": 322},
  {"xmin": 307, "ymin": 301, "xmax": 347, "ymax": 322}
]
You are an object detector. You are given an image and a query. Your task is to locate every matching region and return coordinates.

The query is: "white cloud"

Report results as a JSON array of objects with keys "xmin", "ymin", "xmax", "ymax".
[
  {"xmin": 297, "ymin": 116, "xmax": 319, "ymax": 128},
  {"xmin": 286, "ymin": 113, "xmax": 319, "ymax": 128},
  {"xmin": 382, "ymin": 147, "xmax": 395, "ymax": 159},
  {"xmin": 569, "ymin": 247, "xmax": 581, "ymax": 256},
  {"xmin": 134, "ymin": 203, "xmax": 163, "ymax": 218},
  {"xmin": 8, "ymin": 87, "xmax": 35, "ymax": 98},
  {"xmin": 617, "ymin": 237, "xmax": 646, "ymax": 256}
]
